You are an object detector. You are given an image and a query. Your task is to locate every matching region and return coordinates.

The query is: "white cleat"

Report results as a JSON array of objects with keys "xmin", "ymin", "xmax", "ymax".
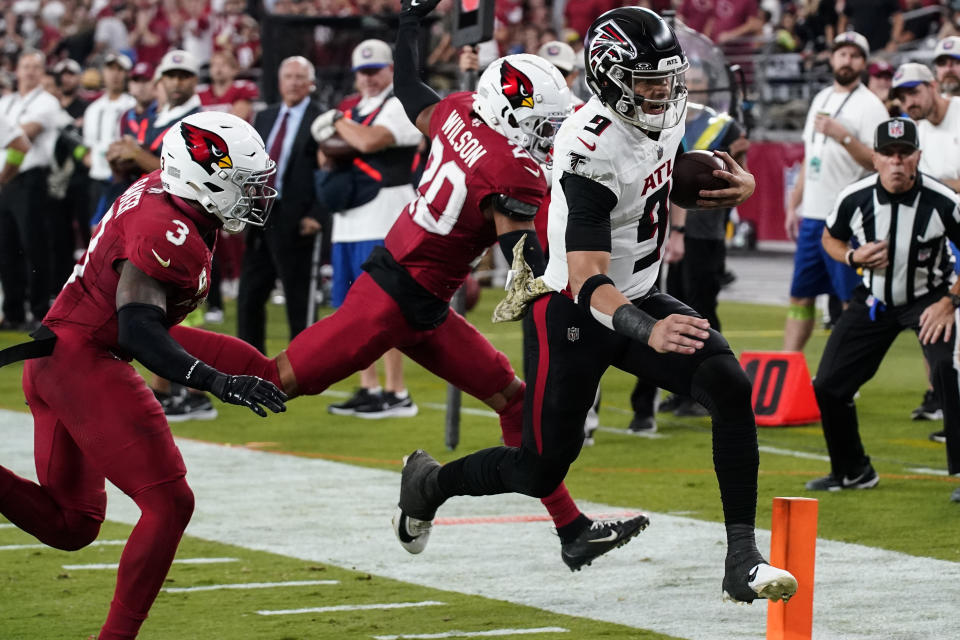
[{"xmin": 723, "ymin": 562, "xmax": 798, "ymax": 604}]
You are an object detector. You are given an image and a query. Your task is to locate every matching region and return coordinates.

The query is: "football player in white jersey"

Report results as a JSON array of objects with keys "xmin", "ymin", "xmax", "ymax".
[{"xmin": 396, "ymin": 7, "xmax": 798, "ymax": 604}]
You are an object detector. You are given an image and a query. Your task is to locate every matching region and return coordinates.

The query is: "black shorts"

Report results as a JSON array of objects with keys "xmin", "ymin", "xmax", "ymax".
[{"xmin": 520, "ymin": 290, "xmax": 734, "ymax": 464}]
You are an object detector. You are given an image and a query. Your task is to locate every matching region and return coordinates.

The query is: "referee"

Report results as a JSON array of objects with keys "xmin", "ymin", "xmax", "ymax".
[{"xmin": 806, "ymin": 118, "xmax": 960, "ymax": 503}]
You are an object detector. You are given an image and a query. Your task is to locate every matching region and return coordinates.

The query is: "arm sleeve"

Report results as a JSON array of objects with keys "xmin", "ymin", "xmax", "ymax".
[
  {"xmin": 116, "ymin": 303, "xmax": 221, "ymax": 391},
  {"xmin": 560, "ymin": 172, "xmax": 618, "ymax": 253},
  {"xmin": 394, "ymin": 14, "xmax": 442, "ymax": 125}
]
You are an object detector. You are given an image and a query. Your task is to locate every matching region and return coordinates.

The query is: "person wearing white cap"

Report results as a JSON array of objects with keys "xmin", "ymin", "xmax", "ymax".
[
  {"xmin": 536, "ymin": 40, "xmax": 581, "ymax": 96},
  {"xmin": 782, "ymin": 31, "xmax": 889, "ymax": 352},
  {"xmin": 892, "ymin": 61, "xmax": 960, "ymax": 430},
  {"xmin": 310, "ymin": 38, "xmax": 423, "ymax": 419},
  {"xmin": 933, "ymin": 36, "xmax": 960, "ymax": 98}
]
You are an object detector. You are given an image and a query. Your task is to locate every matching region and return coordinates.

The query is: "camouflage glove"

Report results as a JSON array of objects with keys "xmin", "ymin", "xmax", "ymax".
[
  {"xmin": 492, "ymin": 233, "xmax": 555, "ymax": 323},
  {"xmin": 401, "ymin": 0, "xmax": 441, "ymax": 19}
]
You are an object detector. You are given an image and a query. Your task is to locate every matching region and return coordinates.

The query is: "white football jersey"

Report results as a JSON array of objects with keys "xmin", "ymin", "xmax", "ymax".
[{"xmin": 543, "ymin": 96, "xmax": 685, "ymax": 300}]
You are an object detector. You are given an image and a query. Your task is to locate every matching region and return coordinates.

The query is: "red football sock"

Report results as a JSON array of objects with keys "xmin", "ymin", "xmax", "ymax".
[
  {"xmin": 0, "ymin": 465, "xmax": 101, "ymax": 550},
  {"xmin": 497, "ymin": 384, "xmax": 582, "ymax": 528},
  {"xmin": 168, "ymin": 325, "xmax": 281, "ymax": 387},
  {"xmin": 98, "ymin": 478, "xmax": 194, "ymax": 640}
]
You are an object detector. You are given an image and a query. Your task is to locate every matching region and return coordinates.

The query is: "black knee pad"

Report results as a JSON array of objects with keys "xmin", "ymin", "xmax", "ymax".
[{"xmin": 690, "ymin": 353, "xmax": 754, "ymax": 421}]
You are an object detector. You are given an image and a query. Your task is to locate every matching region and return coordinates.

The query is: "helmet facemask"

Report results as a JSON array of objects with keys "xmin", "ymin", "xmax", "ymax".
[
  {"xmin": 516, "ymin": 112, "xmax": 566, "ymax": 166},
  {"xmin": 219, "ymin": 162, "xmax": 278, "ymax": 233},
  {"xmin": 603, "ymin": 61, "xmax": 689, "ymax": 131}
]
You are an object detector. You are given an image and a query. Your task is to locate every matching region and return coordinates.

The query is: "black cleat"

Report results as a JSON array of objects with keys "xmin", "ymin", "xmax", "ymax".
[
  {"xmin": 560, "ymin": 514, "xmax": 650, "ymax": 572},
  {"xmin": 393, "ymin": 450, "xmax": 444, "ymax": 554},
  {"xmin": 328, "ymin": 387, "xmax": 381, "ymax": 416},
  {"xmin": 929, "ymin": 429, "xmax": 946, "ymax": 444},
  {"xmin": 805, "ymin": 464, "xmax": 878, "ymax": 491},
  {"xmin": 722, "ymin": 550, "xmax": 798, "ymax": 604},
  {"xmin": 912, "ymin": 389, "xmax": 942, "ymax": 421}
]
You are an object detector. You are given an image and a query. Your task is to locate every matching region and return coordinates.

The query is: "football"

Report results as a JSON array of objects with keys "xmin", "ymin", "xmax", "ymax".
[
  {"xmin": 319, "ymin": 133, "xmax": 360, "ymax": 164},
  {"xmin": 669, "ymin": 150, "xmax": 728, "ymax": 209}
]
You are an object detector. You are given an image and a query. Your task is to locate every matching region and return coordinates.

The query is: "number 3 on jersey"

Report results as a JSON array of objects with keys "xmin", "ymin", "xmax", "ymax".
[{"xmin": 409, "ymin": 138, "xmax": 467, "ymax": 236}]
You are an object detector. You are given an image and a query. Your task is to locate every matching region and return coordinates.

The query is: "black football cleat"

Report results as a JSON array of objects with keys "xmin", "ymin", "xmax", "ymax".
[
  {"xmin": 393, "ymin": 450, "xmax": 444, "ymax": 554},
  {"xmin": 560, "ymin": 514, "xmax": 650, "ymax": 571},
  {"xmin": 722, "ymin": 550, "xmax": 798, "ymax": 604}
]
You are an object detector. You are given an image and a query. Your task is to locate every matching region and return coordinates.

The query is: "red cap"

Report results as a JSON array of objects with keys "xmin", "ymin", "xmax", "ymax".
[
  {"xmin": 130, "ymin": 61, "xmax": 153, "ymax": 81},
  {"xmin": 868, "ymin": 60, "xmax": 894, "ymax": 77}
]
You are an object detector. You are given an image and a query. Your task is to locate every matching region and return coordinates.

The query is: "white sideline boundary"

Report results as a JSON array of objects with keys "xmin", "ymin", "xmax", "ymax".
[
  {"xmin": 0, "ymin": 539, "xmax": 126, "ymax": 551},
  {"xmin": 1, "ymin": 409, "xmax": 958, "ymax": 640},
  {"xmin": 63, "ymin": 557, "xmax": 238, "ymax": 570}
]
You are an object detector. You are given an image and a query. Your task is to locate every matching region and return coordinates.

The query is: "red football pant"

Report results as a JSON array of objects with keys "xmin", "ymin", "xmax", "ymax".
[
  {"xmin": 285, "ymin": 273, "xmax": 581, "ymax": 528},
  {"xmin": 0, "ymin": 327, "xmax": 193, "ymax": 640}
]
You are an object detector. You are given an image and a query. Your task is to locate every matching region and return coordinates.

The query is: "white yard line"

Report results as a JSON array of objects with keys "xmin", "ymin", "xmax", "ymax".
[
  {"xmin": 2, "ymin": 410, "xmax": 958, "ymax": 640},
  {"xmin": 163, "ymin": 579, "xmax": 339, "ymax": 593},
  {"xmin": 0, "ymin": 539, "xmax": 126, "ymax": 551},
  {"xmin": 372, "ymin": 628, "xmax": 569, "ymax": 639},
  {"xmin": 63, "ymin": 557, "xmax": 237, "ymax": 570},
  {"xmin": 256, "ymin": 601, "xmax": 445, "ymax": 616}
]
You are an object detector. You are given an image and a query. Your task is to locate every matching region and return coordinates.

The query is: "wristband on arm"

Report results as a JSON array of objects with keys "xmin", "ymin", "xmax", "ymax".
[
  {"xmin": 5, "ymin": 147, "xmax": 25, "ymax": 166},
  {"xmin": 576, "ymin": 273, "xmax": 657, "ymax": 343}
]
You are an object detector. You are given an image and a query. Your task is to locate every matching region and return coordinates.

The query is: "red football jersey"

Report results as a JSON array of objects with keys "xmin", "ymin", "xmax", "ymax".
[
  {"xmin": 385, "ymin": 92, "xmax": 547, "ymax": 301},
  {"xmin": 197, "ymin": 80, "xmax": 259, "ymax": 115},
  {"xmin": 45, "ymin": 171, "xmax": 218, "ymax": 349}
]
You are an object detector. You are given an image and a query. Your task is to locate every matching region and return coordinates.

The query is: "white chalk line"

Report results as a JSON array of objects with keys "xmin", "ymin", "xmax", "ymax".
[
  {"xmin": 372, "ymin": 627, "xmax": 569, "ymax": 639},
  {"xmin": 64, "ymin": 557, "xmax": 238, "ymax": 570},
  {"xmin": 163, "ymin": 579, "xmax": 339, "ymax": 593},
  {"xmin": 256, "ymin": 600, "xmax": 446, "ymax": 616},
  {"xmin": 0, "ymin": 539, "xmax": 126, "ymax": 551}
]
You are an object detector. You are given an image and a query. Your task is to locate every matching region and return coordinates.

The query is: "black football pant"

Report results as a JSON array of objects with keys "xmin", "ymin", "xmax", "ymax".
[
  {"xmin": 814, "ymin": 286, "xmax": 960, "ymax": 477},
  {"xmin": 0, "ymin": 169, "xmax": 52, "ymax": 323},
  {"xmin": 437, "ymin": 290, "xmax": 760, "ymax": 526},
  {"xmin": 236, "ymin": 202, "xmax": 316, "ymax": 353}
]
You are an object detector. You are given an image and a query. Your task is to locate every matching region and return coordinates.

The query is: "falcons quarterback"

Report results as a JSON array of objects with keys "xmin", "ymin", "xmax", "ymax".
[
  {"xmin": 396, "ymin": 7, "xmax": 799, "ymax": 604},
  {"xmin": 0, "ymin": 112, "xmax": 286, "ymax": 640}
]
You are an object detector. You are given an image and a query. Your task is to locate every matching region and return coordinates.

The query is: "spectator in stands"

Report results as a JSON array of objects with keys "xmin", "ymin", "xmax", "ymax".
[
  {"xmin": 178, "ymin": 0, "xmax": 214, "ymax": 68},
  {"xmin": 83, "ymin": 53, "xmax": 135, "ymax": 242},
  {"xmin": 795, "ymin": 0, "xmax": 839, "ymax": 55},
  {"xmin": 312, "ymin": 40, "xmax": 421, "ymax": 418},
  {"xmin": 934, "ymin": 36, "xmax": 960, "ymax": 98},
  {"xmin": 783, "ymin": 32, "xmax": 888, "ymax": 352},
  {"xmin": 0, "ymin": 50, "xmax": 62, "ymax": 332},
  {"xmin": 564, "ymin": 0, "xmax": 619, "ymax": 38},
  {"xmin": 866, "ymin": 59, "xmax": 901, "ymax": 117},
  {"xmin": 938, "ymin": 1, "xmax": 960, "ymax": 39},
  {"xmin": 838, "ymin": 0, "xmax": 903, "ymax": 54},
  {"xmin": 238, "ymin": 56, "xmax": 322, "ymax": 353},
  {"xmin": 900, "ymin": 0, "xmax": 943, "ymax": 44},
  {"xmin": 213, "ymin": 0, "xmax": 261, "ymax": 70},
  {"xmin": 51, "ymin": 58, "xmax": 86, "ymax": 122},
  {"xmin": 130, "ymin": 0, "xmax": 171, "ymax": 68},
  {"xmin": 93, "ymin": 1, "xmax": 133, "ymax": 59},
  {"xmin": 198, "ymin": 50, "xmax": 258, "ymax": 122}
]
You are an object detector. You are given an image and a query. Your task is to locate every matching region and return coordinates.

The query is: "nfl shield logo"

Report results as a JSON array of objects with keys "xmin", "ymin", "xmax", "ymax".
[
  {"xmin": 567, "ymin": 326, "xmax": 580, "ymax": 342},
  {"xmin": 656, "ymin": 145, "xmax": 664, "ymax": 160},
  {"xmin": 889, "ymin": 120, "xmax": 904, "ymax": 138}
]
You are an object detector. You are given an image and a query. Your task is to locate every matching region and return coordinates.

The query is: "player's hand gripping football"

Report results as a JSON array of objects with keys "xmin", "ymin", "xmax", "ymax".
[
  {"xmin": 210, "ymin": 375, "xmax": 288, "ymax": 417},
  {"xmin": 401, "ymin": 0, "xmax": 441, "ymax": 19},
  {"xmin": 648, "ymin": 314, "xmax": 710, "ymax": 355},
  {"xmin": 696, "ymin": 150, "xmax": 756, "ymax": 209}
]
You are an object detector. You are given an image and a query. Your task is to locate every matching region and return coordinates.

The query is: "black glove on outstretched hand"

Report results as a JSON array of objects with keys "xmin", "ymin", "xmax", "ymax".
[
  {"xmin": 401, "ymin": 0, "xmax": 441, "ymax": 19},
  {"xmin": 210, "ymin": 374, "xmax": 288, "ymax": 417}
]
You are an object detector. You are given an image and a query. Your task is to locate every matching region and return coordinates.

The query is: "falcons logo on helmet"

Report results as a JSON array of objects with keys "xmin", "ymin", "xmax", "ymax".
[
  {"xmin": 500, "ymin": 61, "xmax": 535, "ymax": 110},
  {"xmin": 181, "ymin": 122, "xmax": 233, "ymax": 175},
  {"xmin": 589, "ymin": 19, "xmax": 638, "ymax": 73}
]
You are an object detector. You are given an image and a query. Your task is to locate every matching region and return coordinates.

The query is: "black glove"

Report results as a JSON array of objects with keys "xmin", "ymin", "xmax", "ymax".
[
  {"xmin": 401, "ymin": 0, "xmax": 441, "ymax": 19},
  {"xmin": 210, "ymin": 374, "xmax": 288, "ymax": 417}
]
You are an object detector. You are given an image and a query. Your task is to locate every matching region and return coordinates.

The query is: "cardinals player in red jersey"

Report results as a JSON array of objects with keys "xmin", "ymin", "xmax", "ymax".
[{"xmin": 0, "ymin": 111, "xmax": 286, "ymax": 640}]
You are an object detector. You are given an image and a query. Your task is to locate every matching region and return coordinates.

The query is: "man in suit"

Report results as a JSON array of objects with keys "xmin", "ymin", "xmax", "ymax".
[{"xmin": 238, "ymin": 56, "xmax": 324, "ymax": 353}]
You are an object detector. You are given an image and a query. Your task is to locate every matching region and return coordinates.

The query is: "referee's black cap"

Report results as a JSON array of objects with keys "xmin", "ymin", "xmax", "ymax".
[{"xmin": 874, "ymin": 118, "xmax": 919, "ymax": 153}]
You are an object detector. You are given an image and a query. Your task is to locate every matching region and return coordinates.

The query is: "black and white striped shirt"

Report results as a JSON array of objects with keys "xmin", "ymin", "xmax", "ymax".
[{"xmin": 826, "ymin": 173, "xmax": 960, "ymax": 307}]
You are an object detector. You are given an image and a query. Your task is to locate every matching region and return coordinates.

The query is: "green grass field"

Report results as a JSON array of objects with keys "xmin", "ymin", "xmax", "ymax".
[{"xmin": 1, "ymin": 291, "xmax": 958, "ymax": 639}]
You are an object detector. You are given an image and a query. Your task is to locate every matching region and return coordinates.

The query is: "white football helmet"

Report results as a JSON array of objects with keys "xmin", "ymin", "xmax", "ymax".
[
  {"xmin": 473, "ymin": 53, "xmax": 573, "ymax": 165},
  {"xmin": 161, "ymin": 111, "xmax": 277, "ymax": 233}
]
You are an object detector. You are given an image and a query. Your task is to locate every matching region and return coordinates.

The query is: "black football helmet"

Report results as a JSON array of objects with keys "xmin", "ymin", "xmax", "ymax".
[{"xmin": 584, "ymin": 7, "xmax": 689, "ymax": 131}]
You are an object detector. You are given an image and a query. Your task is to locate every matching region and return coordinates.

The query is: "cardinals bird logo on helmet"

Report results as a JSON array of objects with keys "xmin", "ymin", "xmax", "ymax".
[
  {"xmin": 181, "ymin": 123, "xmax": 233, "ymax": 175},
  {"xmin": 500, "ymin": 61, "xmax": 535, "ymax": 110}
]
